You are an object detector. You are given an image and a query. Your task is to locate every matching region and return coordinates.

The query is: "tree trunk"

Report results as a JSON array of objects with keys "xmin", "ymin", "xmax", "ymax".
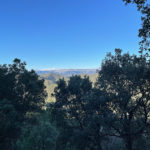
[{"xmin": 125, "ymin": 137, "xmax": 133, "ymax": 150}]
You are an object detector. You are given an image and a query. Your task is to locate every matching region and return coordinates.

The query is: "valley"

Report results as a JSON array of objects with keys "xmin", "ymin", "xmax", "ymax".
[{"xmin": 38, "ymin": 70, "xmax": 98, "ymax": 102}]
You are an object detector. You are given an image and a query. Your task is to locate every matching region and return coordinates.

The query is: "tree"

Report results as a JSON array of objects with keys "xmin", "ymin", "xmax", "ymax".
[
  {"xmin": 84, "ymin": 88, "xmax": 112, "ymax": 150},
  {"xmin": 96, "ymin": 49, "xmax": 150, "ymax": 150},
  {"xmin": 0, "ymin": 99, "xmax": 19, "ymax": 150},
  {"xmin": 122, "ymin": 0, "xmax": 150, "ymax": 54},
  {"xmin": 16, "ymin": 112, "xmax": 58, "ymax": 150},
  {"xmin": 51, "ymin": 75, "xmax": 91, "ymax": 149},
  {"xmin": 51, "ymin": 75, "xmax": 110, "ymax": 150},
  {"xmin": 0, "ymin": 59, "xmax": 47, "ymax": 149},
  {"xmin": 51, "ymin": 75, "xmax": 115, "ymax": 150}
]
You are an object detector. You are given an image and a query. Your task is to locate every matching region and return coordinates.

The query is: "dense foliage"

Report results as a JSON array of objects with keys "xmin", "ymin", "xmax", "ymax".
[
  {"xmin": 97, "ymin": 49, "xmax": 150, "ymax": 150},
  {"xmin": 1, "ymin": 55, "xmax": 150, "ymax": 150},
  {"xmin": 0, "ymin": 59, "xmax": 57, "ymax": 150},
  {"xmin": 50, "ymin": 50, "xmax": 150, "ymax": 150}
]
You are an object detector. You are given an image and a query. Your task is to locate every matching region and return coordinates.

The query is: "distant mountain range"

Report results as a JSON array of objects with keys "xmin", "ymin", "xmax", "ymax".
[{"xmin": 36, "ymin": 69, "xmax": 98, "ymax": 76}]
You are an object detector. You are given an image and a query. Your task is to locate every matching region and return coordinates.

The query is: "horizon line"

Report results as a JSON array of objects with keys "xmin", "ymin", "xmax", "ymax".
[{"xmin": 36, "ymin": 68, "xmax": 99, "ymax": 71}]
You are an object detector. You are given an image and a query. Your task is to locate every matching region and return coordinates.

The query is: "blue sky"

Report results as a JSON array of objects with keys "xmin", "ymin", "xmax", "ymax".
[{"xmin": 0, "ymin": 0, "xmax": 141, "ymax": 69}]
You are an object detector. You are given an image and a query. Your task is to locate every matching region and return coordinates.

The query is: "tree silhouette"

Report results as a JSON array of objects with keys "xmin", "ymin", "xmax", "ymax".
[
  {"xmin": 0, "ymin": 59, "xmax": 47, "ymax": 149},
  {"xmin": 96, "ymin": 49, "xmax": 150, "ymax": 150}
]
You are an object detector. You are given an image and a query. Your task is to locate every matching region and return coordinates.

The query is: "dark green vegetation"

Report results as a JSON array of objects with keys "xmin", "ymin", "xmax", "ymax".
[
  {"xmin": 1, "ymin": 1, "xmax": 150, "ymax": 150},
  {"xmin": 0, "ymin": 59, "xmax": 58, "ymax": 150},
  {"xmin": 51, "ymin": 49, "xmax": 150, "ymax": 150},
  {"xmin": 1, "ymin": 50, "xmax": 150, "ymax": 150}
]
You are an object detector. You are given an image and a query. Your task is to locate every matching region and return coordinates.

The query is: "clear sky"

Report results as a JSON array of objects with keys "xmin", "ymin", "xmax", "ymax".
[{"xmin": 0, "ymin": 0, "xmax": 141, "ymax": 70}]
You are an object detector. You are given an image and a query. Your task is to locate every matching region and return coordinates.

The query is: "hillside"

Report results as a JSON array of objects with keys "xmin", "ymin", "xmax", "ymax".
[
  {"xmin": 40, "ymin": 72, "xmax": 98, "ymax": 103},
  {"xmin": 39, "ymin": 73, "xmax": 67, "ymax": 102}
]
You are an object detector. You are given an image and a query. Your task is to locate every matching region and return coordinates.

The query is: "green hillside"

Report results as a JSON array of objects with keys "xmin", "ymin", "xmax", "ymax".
[
  {"xmin": 40, "ymin": 73, "xmax": 62, "ymax": 83},
  {"xmin": 80, "ymin": 73, "xmax": 98, "ymax": 83},
  {"xmin": 40, "ymin": 73, "xmax": 65, "ymax": 102}
]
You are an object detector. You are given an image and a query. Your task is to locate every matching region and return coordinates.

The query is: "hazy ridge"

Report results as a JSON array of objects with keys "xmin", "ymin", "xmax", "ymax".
[{"xmin": 37, "ymin": 69, "xmax": 97, "ymax": 76}]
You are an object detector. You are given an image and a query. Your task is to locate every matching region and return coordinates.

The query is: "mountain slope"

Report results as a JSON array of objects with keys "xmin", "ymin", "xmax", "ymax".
[{"xmin": 40, "ymin": 72, "xmax": 98, "ymax": 103}]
